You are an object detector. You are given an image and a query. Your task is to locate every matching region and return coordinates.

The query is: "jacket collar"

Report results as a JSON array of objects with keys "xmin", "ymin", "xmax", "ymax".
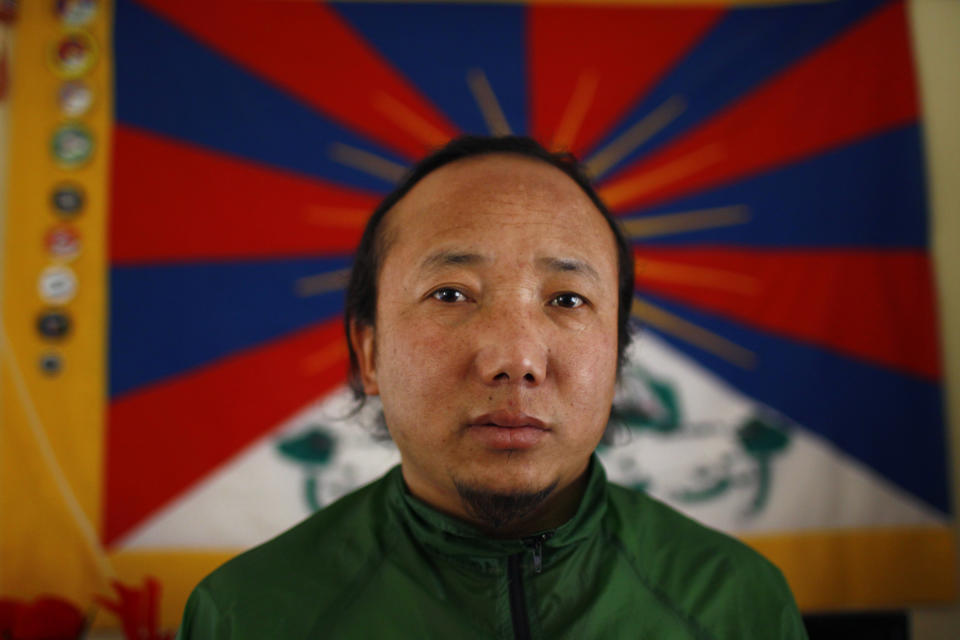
[{"xmin": 387, "ymin": 455, "xmax": 609, "ymax": 560}]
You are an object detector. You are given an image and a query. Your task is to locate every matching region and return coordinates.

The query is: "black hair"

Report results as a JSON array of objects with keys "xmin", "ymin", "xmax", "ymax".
[{"xmin": 344, "ymin": 135, "xmax": 635, "ymax": 404}]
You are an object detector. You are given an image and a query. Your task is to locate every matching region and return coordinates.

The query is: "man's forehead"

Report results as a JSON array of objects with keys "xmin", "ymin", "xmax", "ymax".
[
  {"xmin": 418, "ymin": 249, "xmax": 603, "ymax": 285},
  {"xmin": 381, "ymin": 153, "xmax": 610, "ymax": 247},
  {"xmin": 401, "ymin": 152, "xmax": 587, "ymax": 205}
]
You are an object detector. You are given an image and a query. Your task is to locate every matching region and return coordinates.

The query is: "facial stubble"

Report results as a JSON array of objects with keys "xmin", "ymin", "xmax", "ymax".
[{"xmin": 453, "ymin": 474, "xmax": 559, "ymax": 533}]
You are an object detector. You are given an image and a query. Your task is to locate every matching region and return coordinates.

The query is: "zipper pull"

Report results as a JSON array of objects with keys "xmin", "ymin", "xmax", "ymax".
[
  {"xmin": 526, "ymin": 532, "xmax": 553, "ymax": 574},
  {"xmin": 532, "ymin": 540, "xmax": 543, "ymax": 574}
]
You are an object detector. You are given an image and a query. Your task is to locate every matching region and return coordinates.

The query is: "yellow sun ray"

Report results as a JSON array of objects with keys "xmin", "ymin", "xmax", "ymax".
[
  {"xmin": 467, "ymin": 68, "xmax": 512, "ymax": 136},
  {"xmin": 328, "ymin": 143, "xmax": 408, "ymax": 183},
  {"xmin": 551, "ymin": 71, "xmax": 599, "ymax": 151},
  {"xmin": 631, "ymin": 297, "xmax": 756, "ymax": 369},
  {"xmin": 373, "ymin": 91, "xmax": 451, "ymax": 149},
  {"xmin": 599, "ymin": 143, "xmax": 724, "ymax": 209},
  {"xmin": 622, "ymin": 205, "xmax": 750, "ymax": 240},
  {"xmin": 584, "ymin": 95, "xmax": 686, "ymax": 179},
  {"xmin": 636, "ymin": 258, "xmax": 760, "ymax": 296},
  {"xmin": 301, "ymin": 339, "xmax": 349, "ymax": 376},
  {"xmin": 295, "ymin": 267, "xmax": 352, "ymax": 298}
]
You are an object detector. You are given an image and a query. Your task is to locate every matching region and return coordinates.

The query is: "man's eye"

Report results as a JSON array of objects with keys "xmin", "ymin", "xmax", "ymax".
[
  {"xmin": 431, "ymin": 287, "xmax": 468, "ymax": 303},
  {"xmin": 550, "ymin": 293, "xmax": 585, "ymax": 309}
]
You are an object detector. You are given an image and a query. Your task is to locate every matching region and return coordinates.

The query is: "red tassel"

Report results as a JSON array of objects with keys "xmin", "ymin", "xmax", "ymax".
[
  {"xmin": 0, "ymin": 596, "xmax": 85, "ymax": 640},
  {"xmin": 95, "ymin": 578, "xmax": 173, "ymax": 640}
]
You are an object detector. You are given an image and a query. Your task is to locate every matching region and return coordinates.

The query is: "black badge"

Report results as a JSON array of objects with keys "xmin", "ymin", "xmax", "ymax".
[
  {"xmin": 51, "ymin": 183, "xmax": 85, "ymax": 217},
  {"xmin": 37, "ymin": 309, "xmax": 72, "ymax": 340},
  {"xmin": 39, "ymin": 352, "xmax": 64, "ymax": 376}
]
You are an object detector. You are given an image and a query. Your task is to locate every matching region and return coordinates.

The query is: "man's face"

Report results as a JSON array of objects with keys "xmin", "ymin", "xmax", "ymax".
[{"xmin": 352, "ymin": 154, "xmax": 620, "ymax": 526}]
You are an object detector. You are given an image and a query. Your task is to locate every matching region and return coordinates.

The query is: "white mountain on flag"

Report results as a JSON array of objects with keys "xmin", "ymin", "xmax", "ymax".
[{"xmin": 117, "ymin": 335, "xmax": 946, "ymax": 550}]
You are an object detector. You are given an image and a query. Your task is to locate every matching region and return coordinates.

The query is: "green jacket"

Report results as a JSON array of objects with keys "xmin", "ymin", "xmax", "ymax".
[{"xmin": 177, "ymin": 459, "xmax": 807, "ymax": 639}]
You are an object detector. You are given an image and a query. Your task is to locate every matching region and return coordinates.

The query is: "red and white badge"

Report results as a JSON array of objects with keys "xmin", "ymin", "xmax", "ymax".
[
  {"xmin": 48, "ymin": 30, "xmax": 97, "ymax": 78},
  {"xmin": 45, "ymin": 225, "xmax": 81, "ymax": 261}
]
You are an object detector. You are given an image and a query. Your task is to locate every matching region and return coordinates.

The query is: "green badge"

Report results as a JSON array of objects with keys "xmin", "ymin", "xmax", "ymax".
[{"xmin": 51, "ymin": 123, "xmax": 94, "ymax": 168}]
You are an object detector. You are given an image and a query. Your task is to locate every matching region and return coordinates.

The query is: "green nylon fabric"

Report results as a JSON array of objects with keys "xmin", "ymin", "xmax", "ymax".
[{"xmin": 176, "ymin": 458, "xmax": 808, "ymax": 639}]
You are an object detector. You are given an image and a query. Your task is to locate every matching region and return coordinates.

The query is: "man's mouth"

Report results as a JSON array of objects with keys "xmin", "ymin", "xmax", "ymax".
[
  {"xmin": 470, "ymin": 410, "xmax": 547, "ymax": 429},
  {"xmin": 467, "ymin": 411, "xmax": 549, "ymax": 449}
]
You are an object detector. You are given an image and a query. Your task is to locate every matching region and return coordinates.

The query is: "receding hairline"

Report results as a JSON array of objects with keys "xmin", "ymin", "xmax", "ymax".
[{"xmin": 372, "ymin": 151, "xmax": 610, "ymax": 280}]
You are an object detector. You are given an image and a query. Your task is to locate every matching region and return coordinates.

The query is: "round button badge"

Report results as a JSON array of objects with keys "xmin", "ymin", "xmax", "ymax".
[
  {"xmin": 0, "ymin": 1, "xmax": 18, "ymax": 23},
  {"xmin": 58, "ymin": 80, "xmax": 94, "ymax": 117},
  {"xmin": 38, "ymin": 265, "xmax": 77, "ymax": 304},
  {"xmin": 36, "ymin": 309, "xmax": 72, "ymax": 340},
  {"xmin": 45, "ymin": 225, "xmax": 81, "ymax": 261},
  {"xmin": 56, "ymin": 0, "xmax": 97, "ymax": 27},
  {"xmin": 51, "ymin": 182, "xmax": 85, "ymax": 217},
  {"xmin": 51, "ymin": 123, "xmax": 94, "ymax": 168},
  {"xmin": 48, "ymin": 30, "xmax": 98, "ymax": 78},
  {"xmin": 39, "ymin": 352, "xmax": 64, "ymax": 377}
]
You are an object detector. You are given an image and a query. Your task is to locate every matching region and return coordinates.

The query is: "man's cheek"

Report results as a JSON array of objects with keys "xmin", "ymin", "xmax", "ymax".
[
  {"xmin": 567, "ymin": 329, "xmax": 618, "ymax": 374},
  {"xmin": 381, "ymin": 326, "xmax": 466, "ymax": 391}
]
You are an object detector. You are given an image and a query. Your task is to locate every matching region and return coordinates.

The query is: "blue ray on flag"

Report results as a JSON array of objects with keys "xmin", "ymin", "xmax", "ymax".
[
  {"xmin": 590, "ymin": 0, "xmax": 890, "ymax": 179},
  {"xmin": 331, "ymin": 2, "xmax": 527, "ymax": 136},
  {"xmin": 110, "ymin": 257, "xmax": 351, "ymax": 397},
  {"xmin": 114, "ymin": 0, "xmax": 402, "ymax": 192},
  {"xmin": 635, "ymin": 292, "xmax": 950, "ymax": 515},
  {"xmin": 624, "ymin": 125, "xmax": 928, "ymax": 248}
]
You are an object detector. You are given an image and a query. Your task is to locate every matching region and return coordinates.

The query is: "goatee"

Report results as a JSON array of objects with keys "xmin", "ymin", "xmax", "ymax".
[{"xmin": 453, "ymin": 480, "xmax": 558, "ymax": 532}]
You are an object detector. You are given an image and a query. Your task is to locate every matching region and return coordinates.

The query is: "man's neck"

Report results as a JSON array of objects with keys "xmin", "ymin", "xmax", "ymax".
[
  {"xmin": 479, "ymin": 470, "xmax": 590, "ymax": 538},
  {"xmin": 402, "ymin": 463, "xmax": 592, "ymax": 538}
]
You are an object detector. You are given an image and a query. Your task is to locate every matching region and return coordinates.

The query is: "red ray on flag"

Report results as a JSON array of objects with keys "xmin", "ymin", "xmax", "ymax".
[
  {"xmin": 104, "ymin": 319, "xmax": 350, "ymax": 546},
  {"xmin": 601, "ymin": 1, "xmax": 918, "ymax": 212},
  {"xmin": 134, "ymin": 0, "xmax": 459, "ymax": 159},
  {"xmin": 530, "ymin": 5, "xmax": 724, "ymax": 156},
  {"xmin": 635, "ymin": 247, "xmax": 940, "ymax": 380},
  {"xmin": 112, "ymin": 126, "xmax": 380, "ymax": 263}
]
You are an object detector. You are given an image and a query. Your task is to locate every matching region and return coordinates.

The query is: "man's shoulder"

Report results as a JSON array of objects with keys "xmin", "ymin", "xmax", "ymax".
[
  {"xmin": 177, "ymin": 469, "xmax": 405, "ymax": 638},
  {"xmin": 605, "ymin": 481, "xmax": 767, "ymax": 567},
  {"xmin": 603, "ymin": 481, "xmax": 806, "ymax": 638},
  {"xmin": 199, "ymin": 468, "xmax": 397, "ymax": 604}
]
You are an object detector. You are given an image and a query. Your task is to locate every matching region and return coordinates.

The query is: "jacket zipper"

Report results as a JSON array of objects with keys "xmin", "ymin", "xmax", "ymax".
[
  {"xmin": 507, "ymin": 553, "xmax": 530, "ymax": 640},
  {"xmin": 507, "ymin": 533, "xmax": 554, "ymax": 640}
]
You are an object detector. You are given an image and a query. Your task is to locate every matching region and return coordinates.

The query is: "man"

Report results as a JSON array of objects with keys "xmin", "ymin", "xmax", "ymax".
[{"xmin": 177, "ymin": 136, "xmax": 807, "ymax": 639}]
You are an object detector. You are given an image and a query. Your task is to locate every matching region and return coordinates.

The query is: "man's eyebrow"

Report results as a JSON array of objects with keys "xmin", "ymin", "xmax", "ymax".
[
  {"xmin": 536, "ymin": 256, "xmax": 602, "ymax": 284},
  {"xmin": 417, "ymin": 251, "xmax": 601, "ymax": 283},
  {"xmin": 418, "ymin": 250, "xmax": 488, "ymax": 272}
]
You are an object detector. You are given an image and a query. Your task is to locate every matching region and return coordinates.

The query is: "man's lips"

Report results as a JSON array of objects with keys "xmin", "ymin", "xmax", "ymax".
[
  {"xmin": 469, "ymin": 411, "xmax": 547, "ymax": 430},
  {"xmin": 467, "ymin": 411, "xmax": 548, "ymax": 449}
]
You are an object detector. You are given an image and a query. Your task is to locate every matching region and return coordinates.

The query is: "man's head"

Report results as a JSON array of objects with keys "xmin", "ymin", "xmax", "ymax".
[{"xmin": 344, "ymin": 136, "xmax": 634, "ymax": 533}]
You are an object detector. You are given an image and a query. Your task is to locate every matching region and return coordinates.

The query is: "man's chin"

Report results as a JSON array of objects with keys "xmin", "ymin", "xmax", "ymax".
[{"xmin": 452, "ymin": 477, "xmax": 558, "ymax": 533}]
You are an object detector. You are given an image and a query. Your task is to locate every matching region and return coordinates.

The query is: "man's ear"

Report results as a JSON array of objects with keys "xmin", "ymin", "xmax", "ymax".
[{"xmin": 349, "ymin": 321, "xmax": 379, "ymax": 395}]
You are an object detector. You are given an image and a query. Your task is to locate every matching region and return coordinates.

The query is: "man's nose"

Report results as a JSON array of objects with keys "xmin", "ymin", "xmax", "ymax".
[{"xmin": 472, "ymin": 307, "xmax": 548, "ymax": 386}]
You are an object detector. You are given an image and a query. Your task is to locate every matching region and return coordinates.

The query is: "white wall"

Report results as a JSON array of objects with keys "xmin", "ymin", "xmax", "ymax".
[{"xmin": 909, "ymin": 0, "xmax": 960, "ymax": 638}]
